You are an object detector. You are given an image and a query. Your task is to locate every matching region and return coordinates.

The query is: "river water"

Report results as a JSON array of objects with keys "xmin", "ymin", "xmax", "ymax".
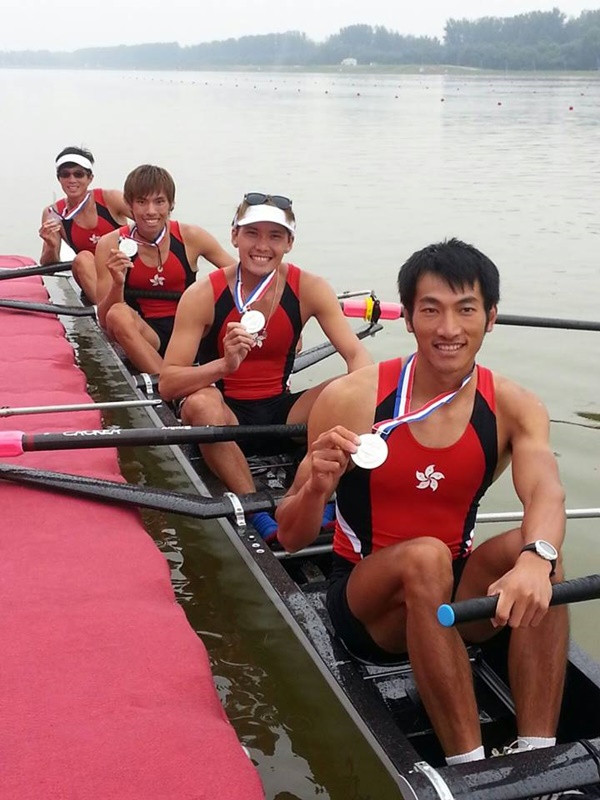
[{"xmin": 1, "ymin": 67, "xmax": 599, "ymax": 799}]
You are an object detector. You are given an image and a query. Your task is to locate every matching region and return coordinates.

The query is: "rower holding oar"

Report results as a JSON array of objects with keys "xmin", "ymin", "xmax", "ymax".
[
  {"xmin": 95, "ymin": 164, "xmax": 234, "ymax": 374},
  {"xmin": 276, "ymin": 238, "xmax": 569, "ymax": 765},
  {"xmin": 159, "ymin": 193, "xmax": 373, "ymax": 541},
  {"xmin": 38, "ymin": 146, "xmax": 131, "ymax": 303}
]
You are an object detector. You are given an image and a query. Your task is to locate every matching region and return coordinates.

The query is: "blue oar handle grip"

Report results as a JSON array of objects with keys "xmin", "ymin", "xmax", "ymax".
[
  {"xmin": 438, "ymin": 596, "xmax": 498, "ymax": 627},
  {"xmin": 438, "ymin": 574, "xmax": 600, "ymax": 627}
]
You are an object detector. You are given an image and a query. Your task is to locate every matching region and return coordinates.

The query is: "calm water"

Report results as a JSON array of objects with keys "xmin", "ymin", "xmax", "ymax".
[{"xmin": 1, "ymin": 68, "xmax": 599, "ymax": 799}]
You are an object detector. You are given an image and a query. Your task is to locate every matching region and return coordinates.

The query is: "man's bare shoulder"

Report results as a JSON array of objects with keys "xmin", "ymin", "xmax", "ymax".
[
  {"xmin": 96, "ymin": 228, "xmax": 120, "ymax": 251},
  {"xmin": 492, "ymin": 371, "xmax": 550, "ymax": 430},
  {"xmin": 180, "ymin": 273, "xmax": 217, "ymax": 304},
  {"xmin": 319, "ymin": 364, "xmax": 378, "ymax": 405}
]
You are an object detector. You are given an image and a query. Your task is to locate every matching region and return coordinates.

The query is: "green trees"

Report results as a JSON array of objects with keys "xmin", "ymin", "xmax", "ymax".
[{"xmin": 0, "ymin": 10, "xmax": 599, "ymax": 71}]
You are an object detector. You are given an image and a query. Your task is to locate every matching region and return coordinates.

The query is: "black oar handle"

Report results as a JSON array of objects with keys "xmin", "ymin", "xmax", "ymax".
[
  {"xmin": 438, "ymin": 574, "xmax": 600, "ymax": 626},
  {"xmin": 7, "ymin": 423, "xmax": 307, "ymax": 454},
  {"xmin": 124, "ymin": 288, "xmax": 182, "ymax": 301},
  {"xmin": 0, "ymin": 260, "xmax": 73, "ymax": 280}
]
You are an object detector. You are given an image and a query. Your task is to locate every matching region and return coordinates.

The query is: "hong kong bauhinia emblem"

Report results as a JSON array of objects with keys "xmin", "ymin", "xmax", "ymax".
[{"xmin": 416, "ymin": 464, "xmax": 445, "ymax": 491}]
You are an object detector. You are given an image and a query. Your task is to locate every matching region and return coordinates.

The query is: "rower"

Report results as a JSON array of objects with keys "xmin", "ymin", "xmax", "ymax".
[
  {"xmin": 95, "ymin": 164, "xmax": 234, "ymax": 375},
  {"xmin": 158, "ymin": 192, "xmax": 373, "ymax": 541},
  {"xmin": 38, "ymin": 145, "xmax": 131, "ymax": 303},
  {"xmin": 276, "ymin": 237, "xmax": 569, "ymax": 765}
]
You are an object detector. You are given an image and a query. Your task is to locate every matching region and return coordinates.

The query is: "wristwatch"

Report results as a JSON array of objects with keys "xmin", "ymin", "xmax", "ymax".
[{"xmin": 520, "ymin": 540, "xmax": 558, "ymax": 577}]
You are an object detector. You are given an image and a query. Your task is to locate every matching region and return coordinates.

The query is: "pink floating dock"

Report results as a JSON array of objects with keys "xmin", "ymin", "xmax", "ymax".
[{"xmin": 0, "ymin": 258, "xmax": 264, "ymax": 799}]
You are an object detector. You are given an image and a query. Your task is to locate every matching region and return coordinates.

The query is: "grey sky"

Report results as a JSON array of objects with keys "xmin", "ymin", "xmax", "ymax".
[{"xmin": 2, "ymin": 1, "xmax": 595, "ymax": 52}]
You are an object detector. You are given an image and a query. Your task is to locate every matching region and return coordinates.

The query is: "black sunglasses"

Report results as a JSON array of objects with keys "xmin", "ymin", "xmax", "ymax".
[
  {"xmin": 244, "ymin": 192, "xmax": 293, "ymax": 210},
  {"xmin": 57, "ymin": 168, "xmax": 89, "ymax": 179}
]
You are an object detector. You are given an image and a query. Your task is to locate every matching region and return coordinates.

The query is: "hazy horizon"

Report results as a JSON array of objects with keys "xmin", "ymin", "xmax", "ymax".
[{"xmin": 1, "ymin": 1, "xmax": 596, "ymax": 53}]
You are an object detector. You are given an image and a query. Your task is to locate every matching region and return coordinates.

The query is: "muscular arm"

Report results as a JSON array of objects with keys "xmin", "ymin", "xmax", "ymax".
[
  {"xmin": 488, "ymin": 378, "xmax": 566, "ymax": 626},
  {"xmin": 276, "ymin": 368, "xmax": 376, "ymax": 552},
  {"xmin": 505, "ymin": 382, "xmax": 566, "ymax": 554},
  {"xmin": 180, "ymin": 223, "xmax": 236, "ymax": 271},
  {"xmin": 301, "ymin": 273, "xmax": 374, "ymax": 372}
]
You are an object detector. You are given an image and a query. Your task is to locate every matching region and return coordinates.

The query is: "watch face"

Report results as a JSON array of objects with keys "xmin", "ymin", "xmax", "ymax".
[{"xmin": 535, "ymin": 540, "xmax": 558, "ymax": 560}]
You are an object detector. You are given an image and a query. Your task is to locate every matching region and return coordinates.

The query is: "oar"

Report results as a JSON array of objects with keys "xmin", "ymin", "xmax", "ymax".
[
  {"xmin": 292, "ymin": 322, "xmax": 383, "ymax": 373},
  {"xmin": 276, "ymin": 508, "xmax": 600, "ymax": 560},
  {"xmin": 129, "ymin": 321, "xmax": 384, "ymax": 390},
  {"xmin": 496, "ymin": 313, "xmax": 600, "ymax": 332},
  {"xmin": 338, "ymin": 299, "xmax": 600, "ymax": 333},
  {"xmin": 0, "ymin": 399, "xmax": 163, "ymax": 418},
  {"xmin": 437, "ymin": 574, "xmax": 600, "ymax": 626},
  {"xmin": 0, "ymin": 298, "xmax": 95, "ymax": 317},
  {"xmin": 0, "ymin": 422, "xmax": 307, "ymax": 457},
  {"xmin": 0, "ymin": 260, "xmax": 73, "ymax": 280},
  {"xmin": 340, "ymin": 299, "xmax": 600, "ymax": 332},
  {"xmin": 0, "ymin": 463, "xmax": 276, "ymax": 519}
]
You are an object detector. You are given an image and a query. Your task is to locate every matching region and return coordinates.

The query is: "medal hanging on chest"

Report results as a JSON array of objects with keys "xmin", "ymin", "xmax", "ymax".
[
  {"xmin": 351, "ymin": 354, "xmax": 475, "ymax": 470},
  {"xmin": 125, "ymin": 225, "xmax": 168, "ymax": 287},
  {"xmin": 234, "ymin": 265, "xmax": 277, "ymax": 347}
]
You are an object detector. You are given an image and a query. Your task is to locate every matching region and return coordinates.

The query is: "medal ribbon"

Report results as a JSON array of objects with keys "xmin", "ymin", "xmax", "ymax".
[
  {"xmin": 129, "ymin": 224, "xmax": 167, "ymax": 248},
  {"xmin": 373, "ymin": 353, "xmax": 475, "ymax": 440},
  {"xmin": 57, "ymin": 192, "xmax": 91, "ymax": 221},
  {"xmin": 234, "ymin": 264, "xmax": 277, "ymax": 314}
]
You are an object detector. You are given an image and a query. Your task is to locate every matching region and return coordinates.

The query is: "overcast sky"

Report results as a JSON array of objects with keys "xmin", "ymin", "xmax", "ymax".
[{"xmin": 1, "ymin": 1, "xmax": 595, "ymax": 52}]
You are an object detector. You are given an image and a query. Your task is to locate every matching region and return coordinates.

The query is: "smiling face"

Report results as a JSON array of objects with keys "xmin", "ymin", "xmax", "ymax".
[
  {"xmin": 130, "ymin": 192, "xmax": 170, "ymax": 240},
  {"xmin": 406, "ymin": 273, "xmax": 497, "ymax": 375},
  {"xmin": 231, "ymin": 221, "xmax": 293, "ymax": 277},
  {"xmin": 57, "ymin": 165, "xmax": 93, "ymax": 200}
]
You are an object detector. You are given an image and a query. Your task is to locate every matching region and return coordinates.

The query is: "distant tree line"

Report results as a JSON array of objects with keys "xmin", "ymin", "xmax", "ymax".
[{"xmin": 1, "ymin": 9, "xmax": 599, "ymax": 71}]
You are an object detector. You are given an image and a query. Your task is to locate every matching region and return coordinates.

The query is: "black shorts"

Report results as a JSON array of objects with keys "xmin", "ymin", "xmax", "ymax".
[
  {"xmin": 145, "ymin": 316, "xmax": 175, "ymax": 357},
  {"xmin": 224, "ymin": 391, "xmax": 304, "ymax": 426},
  {"xmin": 326, "ymin": 552, "xmax": 470, "ymax": 665}
]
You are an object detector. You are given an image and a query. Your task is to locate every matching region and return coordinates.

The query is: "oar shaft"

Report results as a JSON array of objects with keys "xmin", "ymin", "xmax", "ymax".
[
  {"xmin": 0, "ymin": 423, "xmax": 307, "ymax": 456},
  {"xmin": 477, "ymin": 508, "xmax": 600, "ymax": 522},
  {"xmin": 292, "ymin": 322, "xmax": 382, "ymax": 373},
  {"xmin": 496, "ymin": 313, "xmax": 600, "ymax": 332},
  {"xmin": 0, "ymin": 463, "xmax": 276, "ymax": 519},
  {"xmin": 0, "ymin": 399, "xmax": 163, "ymax": 418},
  {"xmin": 0, "ymin": 261, "xmax": 73, "ymax": 280},
  {"xmin": 438, "ymin": 574, "xmax": 600, "ymax": 626},
  {"xmin": 0, "ymin": 298, "xmax": 95, "ymax": 317}
]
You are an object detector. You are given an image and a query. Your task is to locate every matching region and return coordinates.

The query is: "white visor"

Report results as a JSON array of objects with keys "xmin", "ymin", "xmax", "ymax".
[
  {"xmin": 234, "ymin": 203, "xmax": 295, "ymax": 235},
  {"xmin": 55, "ymin": 153, "xmax": 93, "ymax": 172}
]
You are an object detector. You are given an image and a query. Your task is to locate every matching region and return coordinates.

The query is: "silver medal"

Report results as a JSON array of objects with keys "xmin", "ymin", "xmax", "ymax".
[
  {"xmin": 241, "ymin": 309, "xmax": 265, "ymax": 335},
  {"xmin": 351, "ymin": 433, "xmax": 389, "ymax": 470},
  {"xmin": 118, "ymin": 237, "xmax": 138, "ymax": 258}
]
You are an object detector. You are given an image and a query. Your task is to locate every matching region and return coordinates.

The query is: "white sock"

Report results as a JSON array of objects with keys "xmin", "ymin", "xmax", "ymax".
[
  {"xmin": 446, "ymin": 745, "xmax": 486, "ymax": 765},
  {"xmin": 517, "ymin": 736, "xmax": 556, "ymax": 750}
]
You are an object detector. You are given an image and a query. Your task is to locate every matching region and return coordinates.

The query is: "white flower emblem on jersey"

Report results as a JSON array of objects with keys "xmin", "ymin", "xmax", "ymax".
[
  {"xmin": 416, "ymin": 464, "xmax": 445, "ymax": 491},
  {"xmin": 150, "ymin": 274, "xmax": 165, "ymax": 287},
  {"xmin": 89, "ymin": 234, "xmax": 101, "ymax": 245}
]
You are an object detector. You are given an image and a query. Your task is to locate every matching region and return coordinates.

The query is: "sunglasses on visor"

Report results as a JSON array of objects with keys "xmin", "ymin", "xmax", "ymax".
[{"xmin": 244, "ymin": 192, "xmax": 293, "ymax": 210}]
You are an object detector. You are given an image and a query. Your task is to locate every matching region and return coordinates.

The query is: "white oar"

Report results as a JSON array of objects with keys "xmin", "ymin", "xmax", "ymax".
[
  {"xmin": 477, "ymin": 509, "xmax": 600, "ymax": 522},
  {"xmin": 276, "ymin": 508, "xmax": 600, "ymax": 560},
  {"xmin": 0, "ymin": 399, "xmax": 163, "ymax": 418}
]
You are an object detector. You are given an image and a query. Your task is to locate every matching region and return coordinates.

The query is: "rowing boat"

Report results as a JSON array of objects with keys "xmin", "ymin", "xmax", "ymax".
[{"xmin": 12, "ymin": 266, "xmax": 600, "ymax": 799}]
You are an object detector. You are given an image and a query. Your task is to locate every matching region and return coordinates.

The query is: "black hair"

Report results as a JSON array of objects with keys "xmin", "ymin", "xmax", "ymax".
[{"xmin": 397, "ymin": 238, "xmax": 500, "ymax": 319}]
